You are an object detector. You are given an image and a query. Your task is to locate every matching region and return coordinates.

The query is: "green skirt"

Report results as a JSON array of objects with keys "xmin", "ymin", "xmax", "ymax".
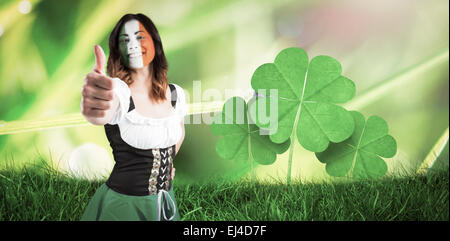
[{"xmin": 81, "ymin": 183, "xmax": 181, "ymax": 221}]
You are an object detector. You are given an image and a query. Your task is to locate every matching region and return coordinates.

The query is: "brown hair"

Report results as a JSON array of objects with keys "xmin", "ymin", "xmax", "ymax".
[{"xmin": 107, "ymin": 13, "xmax": 168, "ymax": 103}]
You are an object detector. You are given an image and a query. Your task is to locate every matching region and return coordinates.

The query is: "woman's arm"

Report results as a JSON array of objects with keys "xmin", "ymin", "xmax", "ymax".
[
  {"xmin": 171, "ymin": 119, "xmax": 185, "ymax": 180},
  {"xmin": 81, "ymin": 45, "xmax": 119, "ymax": 126},
  {"xmin": 175, "ymin": 119, "xmax": 185, "ymax": 155}
]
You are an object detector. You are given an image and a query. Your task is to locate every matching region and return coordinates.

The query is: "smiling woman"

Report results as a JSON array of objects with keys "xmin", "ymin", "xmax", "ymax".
[
  {"xmin": 118, "ymin": 19, "xmax": 155, "ymax": 69},
  {"xmin": 107, "ymin": 13, "xmax": 169, "ymax": 103},
  {"xmin": 80, "ymin": 13, "xmax": 186, "ymax": 221}
]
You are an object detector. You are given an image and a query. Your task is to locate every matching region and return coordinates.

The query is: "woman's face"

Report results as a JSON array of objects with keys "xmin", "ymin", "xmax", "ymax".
[{"xmin": 118, "ymin": 19, "xmax": 155, "ymax": 69}]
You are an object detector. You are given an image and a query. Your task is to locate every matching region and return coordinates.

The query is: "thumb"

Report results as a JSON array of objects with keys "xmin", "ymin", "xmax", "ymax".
[{"xmin": 93, "ymin": 44, "xmax": 106, "ymax": 75}]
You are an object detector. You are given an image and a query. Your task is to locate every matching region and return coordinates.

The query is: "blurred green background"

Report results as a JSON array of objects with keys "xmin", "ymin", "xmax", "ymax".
[{"xmin": 0, "ymin": 0, "xmax": 448, "ymax": 184}]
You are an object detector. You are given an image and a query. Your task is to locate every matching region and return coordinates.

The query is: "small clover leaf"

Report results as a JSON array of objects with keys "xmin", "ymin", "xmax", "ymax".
[
  {"xmin": 250, "ymin": 47, "xmax": 356, "ymax": 152},
  {"xmin": 315, "ymin": 111, "xmax": 397, "ymax": 179},
  {"xmin": 211, "ymin": 96, "xmax": 290, "ymax": 165}
]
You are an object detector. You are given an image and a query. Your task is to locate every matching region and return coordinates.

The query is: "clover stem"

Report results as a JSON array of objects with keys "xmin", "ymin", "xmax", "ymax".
[
  {"xmin": 348, "ymin": 123, "xmax": 366, "ymax": 179},
  {"xmin": 287, "ymin": 136, "xmax": 295, "ymax": 185},
  {"xmin": 249, "ymin": 133, "xmax": 255, "ymax": 183},
  {"xmin": 247, "ymin": 112, "xmax": 255, "ymax": 183},
  {"xmin": 287, "ymin": 72, "xmax": 308, "ymax": 185},
  {"xmin": 287, "ymin": 102, "xmax": 303, "ymax": 186}
]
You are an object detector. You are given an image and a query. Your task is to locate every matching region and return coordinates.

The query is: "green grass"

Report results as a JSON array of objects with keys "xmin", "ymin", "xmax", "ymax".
[{"xmin": 0, "ymin": 160, "xmax": 448, "ymax": 221}]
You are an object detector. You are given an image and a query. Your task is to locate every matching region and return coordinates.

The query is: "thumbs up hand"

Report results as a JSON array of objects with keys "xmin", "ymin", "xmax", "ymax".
[
  {"xmin": 93, "ymin": 44, "xmax": 106, "ymax": 75},
  {"xmin": 81, "ymin": 45, "xmax": 117, "ymax": 124}
]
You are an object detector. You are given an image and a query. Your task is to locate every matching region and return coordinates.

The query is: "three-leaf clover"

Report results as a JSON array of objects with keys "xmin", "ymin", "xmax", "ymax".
[
  {"xmin": 250, "ymin": 47, "xmax": 356, "ymax": 153},
  {"xmin": 211, "ymin": 96, "xmax": 290, "ymax": 165},
  {"xmin": 315, "ymin": 111, "xmax": 397, "ymax": 179},
  {"xmin": 210, "ymin": 46, "xmax": 397, "ymax": 182}
]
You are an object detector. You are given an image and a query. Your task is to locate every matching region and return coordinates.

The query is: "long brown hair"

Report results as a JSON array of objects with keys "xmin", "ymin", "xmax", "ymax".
[{"xmin": 107, "ymin": 13, "xmax": 168, "ymax": 103}]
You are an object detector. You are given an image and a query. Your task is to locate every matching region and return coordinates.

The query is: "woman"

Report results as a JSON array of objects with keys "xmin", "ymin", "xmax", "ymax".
[{"xmin": 80, "ymin": 13, "xmax": 187, "ymax": 221}]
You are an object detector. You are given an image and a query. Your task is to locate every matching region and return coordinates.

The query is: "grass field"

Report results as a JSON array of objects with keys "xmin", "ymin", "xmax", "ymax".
[{"xmin": 0, "ymin": 160, "xmax": 448, "ymax": 221}]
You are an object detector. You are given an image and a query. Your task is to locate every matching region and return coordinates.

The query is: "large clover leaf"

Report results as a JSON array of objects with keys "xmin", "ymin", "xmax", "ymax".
[
  {"xmin": 250, "ymin": 47, "xmax": 356, "ymax": 152},
  {"xmin": 315, "ymin": 111, "xmax": 397, "ymax": 179},
  {"xmin": 211, "ymin": 96, "xmax": 290, "ymax": 165}
]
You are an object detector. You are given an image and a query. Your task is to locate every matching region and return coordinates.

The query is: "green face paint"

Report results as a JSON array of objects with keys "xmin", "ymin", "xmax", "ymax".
[
  {"xmin": 118, "ymin": 19, "xmax": 155, "ymax": 69},
  {"xmin": 118, "ymin": 23, "xmax": 132, "ymax": 68}
]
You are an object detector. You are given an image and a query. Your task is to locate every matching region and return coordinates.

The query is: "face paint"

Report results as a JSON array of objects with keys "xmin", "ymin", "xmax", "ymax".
[{"xmin": 119, "ymin": 19, "xmax": 155, "ymax": 69}]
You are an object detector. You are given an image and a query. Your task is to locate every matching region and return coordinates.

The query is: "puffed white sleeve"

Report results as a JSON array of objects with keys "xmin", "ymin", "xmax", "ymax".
[
  {"xmin": 107, "ymin": 77, "xmax": 131, "ymax": 125},
  {"xmin": 173, "ymin": 84, "xmax": 188, "ymax": 121}
]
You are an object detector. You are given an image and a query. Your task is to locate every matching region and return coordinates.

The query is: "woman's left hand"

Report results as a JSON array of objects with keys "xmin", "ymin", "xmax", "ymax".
[{"xmin": 171, "ymin": 167, "xmax": 176, "ymax": 180}]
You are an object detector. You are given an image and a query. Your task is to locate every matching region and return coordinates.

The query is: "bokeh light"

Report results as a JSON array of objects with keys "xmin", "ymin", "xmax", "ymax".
[{"xmin": 18, "ymin": 0, "xmax": 32, "ymax": 14}]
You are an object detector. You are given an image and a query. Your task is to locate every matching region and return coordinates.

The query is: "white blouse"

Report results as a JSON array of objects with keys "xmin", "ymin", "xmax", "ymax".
[{"xmin": 107, "ymin": 78, "xmax": 188, "ymax": 150}]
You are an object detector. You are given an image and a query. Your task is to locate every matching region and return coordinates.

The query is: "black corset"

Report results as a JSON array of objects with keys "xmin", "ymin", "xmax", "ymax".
[{"xmin": 104, "ymin": 84, "xmax": 178, "ymax": 196}]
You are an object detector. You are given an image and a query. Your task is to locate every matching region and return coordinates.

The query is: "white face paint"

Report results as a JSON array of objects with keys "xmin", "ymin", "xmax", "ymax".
[{"xmin": 119, "ymin": 19, "xmax": 144, "ymax": 69}]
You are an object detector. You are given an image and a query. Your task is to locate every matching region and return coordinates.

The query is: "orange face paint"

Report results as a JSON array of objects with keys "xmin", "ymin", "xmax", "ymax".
[
  {"xmin": 119, "ymin": 19, "xmax": 155, "ymax": 69},
  {"xmin": 139, "ymin": 22, "xmax": 155, "ymax": 67}
]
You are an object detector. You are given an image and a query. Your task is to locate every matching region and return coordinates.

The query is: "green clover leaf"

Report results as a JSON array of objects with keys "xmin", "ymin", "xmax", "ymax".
[
  {"xmin": 211, "ymin": 96, "xmax": 290, "ymax": 165},
  {"xmin": 250, "ymin": 47, "xmax": 356, "ymax": 152},
  {"xmin": 315, "ymin": 111, "xmax": 397, "ymax": 179}
]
